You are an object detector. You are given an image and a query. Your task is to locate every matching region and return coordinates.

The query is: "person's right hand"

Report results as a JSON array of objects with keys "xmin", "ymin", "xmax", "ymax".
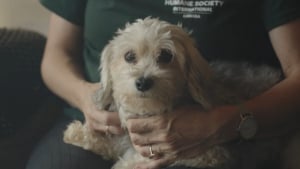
[{"xmin": 79, "ymin": 82, "xmax": 124, "ymax": 135}]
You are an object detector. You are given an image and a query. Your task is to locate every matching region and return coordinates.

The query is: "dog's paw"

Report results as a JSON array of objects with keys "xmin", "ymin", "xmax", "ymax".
[
  {"xmin": 63, "ymin": 120, "xmax": 118, "ymax": 160},
  {"xmin": 63, "ymin": 120, "xmax": 103, "ymax": 152},
  {"xmin": 63, "ymin": 120, "xmax": 86, "ymax": 146}
]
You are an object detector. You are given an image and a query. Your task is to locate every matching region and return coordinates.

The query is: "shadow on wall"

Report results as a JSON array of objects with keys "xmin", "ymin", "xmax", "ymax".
[{"xmin": 0, "ymin": 0, "xmax": 50, "ymax": 35}]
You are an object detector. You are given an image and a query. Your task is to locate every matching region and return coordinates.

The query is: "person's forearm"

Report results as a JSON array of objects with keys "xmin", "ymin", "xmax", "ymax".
[
  {"xmin": 41, "ymin": 47, "xmax": 88, "ymax": 110},
  {"xmin": 221, "ymin": 76, "xmax": 300, "ymax": 138},
  {"xmin": 40, "ymin": 14, "xmax": 93, "ymax": 111},
  {"xmin": 247, "ymin": 20, "xmax": 300, "ymax": 137},
  {"xmin": 217, "ymin": 21, "xmax": 300, "ymax": 141},
  {"xmin": 245, "ymin": 75, "xmax": 300, "ymax": 137},
  {"xmin": 213, "ymin": 72, "xmax": 300, "ymax": 144}
]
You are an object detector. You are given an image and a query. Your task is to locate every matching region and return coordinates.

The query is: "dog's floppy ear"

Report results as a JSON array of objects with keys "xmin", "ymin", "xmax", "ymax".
[
  {"xmin": 93, "ymin": 43, "xmax": 114, "ymax": 110},
  {"xmin": 184, "ymin": 39, "xmax": 214, "ymax": 110},
  {"xmin": 169, "ymin": 25, "xmax": 214, "ymax": 109},
  {"xmin": 186, "ymin": 45, "xmax": 213, "ymax": 109}
]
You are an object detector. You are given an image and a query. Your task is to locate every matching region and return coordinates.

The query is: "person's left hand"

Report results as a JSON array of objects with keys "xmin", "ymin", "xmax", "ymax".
[{"xmin": 126, "ymin": 104, "xmax": 237, "ymax": 169}]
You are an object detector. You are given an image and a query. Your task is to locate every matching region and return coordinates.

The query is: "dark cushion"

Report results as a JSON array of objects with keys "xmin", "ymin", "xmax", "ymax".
[
  {"xmin": 0, "ymin": 28, "xmax": 62, "ymax": 169},
  {"xmin": 0, "ymin": 28, "xmax": 50, "ymax": 137}
]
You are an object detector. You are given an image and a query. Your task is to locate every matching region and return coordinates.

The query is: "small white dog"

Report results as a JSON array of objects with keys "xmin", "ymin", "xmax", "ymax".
[{"xmin": 63, "ymin": 17, "xmax": 299, "ymax": 169}]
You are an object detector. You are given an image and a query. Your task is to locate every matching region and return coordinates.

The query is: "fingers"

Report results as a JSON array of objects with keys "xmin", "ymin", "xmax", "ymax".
[
  {"xmin": 127, "ymin": 116, "xmax": 180, "ymax": 161},
  {"xmin": 130, "ymin": 132, "xmax": 177, "ymax": 146},
  {"xmin": 127, "ymin": 118, "xmax": 154, "ymax": 134},
  {"xmin": 92, "ymin": 110, "xmax": 121, "ymax": 126},
  {"xmin": 134, "ymin": 143, "xmax": 176, "ymax": 159},
  {"xmin": 87, "ymin": 110, "xmax": 124, "ymax": 135},
  {"xmin": 133, "ymin": 144, "xmax": 208, "ymax": 169},
  {"xmin": 88, "ymin": 122, "xmax": 123, "ymax": 135},
  {"xmin": 80, "ymin": 82, "xmax": 124, "ymax": 135},
  {"xmin": 105, "ymin": 125, "xmax": 123, "ymax": 135},
  {"xmin": 127, "ymin": 116, "xmax": 169, "ymax": 134}
]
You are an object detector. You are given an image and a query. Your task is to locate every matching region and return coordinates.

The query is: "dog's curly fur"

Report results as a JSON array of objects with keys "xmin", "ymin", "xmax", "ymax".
[{"xmin": 63, "ymin": 17, "xmax": 300, "ymax": 169}]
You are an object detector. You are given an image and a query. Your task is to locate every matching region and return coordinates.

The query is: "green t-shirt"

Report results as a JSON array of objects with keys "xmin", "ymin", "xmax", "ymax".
[{"xmin": 40, "ymin": 0, "xmax": 300, "ymax": 120}]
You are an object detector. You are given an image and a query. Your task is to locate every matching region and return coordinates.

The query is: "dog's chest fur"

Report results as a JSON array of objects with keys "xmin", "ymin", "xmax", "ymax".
[{"xmin": 113, "ymin": 92, "xmax": 177, "ymax": 127}]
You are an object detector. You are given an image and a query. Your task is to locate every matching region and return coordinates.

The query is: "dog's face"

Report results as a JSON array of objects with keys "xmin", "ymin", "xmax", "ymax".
[{"xmin": 99, "ymin": 18, "xmax": 214, "ymax": 113}]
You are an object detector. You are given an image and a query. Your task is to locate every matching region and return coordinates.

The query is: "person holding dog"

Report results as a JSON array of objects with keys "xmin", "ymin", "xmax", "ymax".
[{"xmin": 26, "ymin": 0, "xmax": 300, "ymax": 169}]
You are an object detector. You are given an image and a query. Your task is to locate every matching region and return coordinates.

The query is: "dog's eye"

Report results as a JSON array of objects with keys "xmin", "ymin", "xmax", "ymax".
[
  {"xmin": 157, "ymin": 49, "xmax": 173, "ymax": 64},
  {"xmin": 124, "ymin": 50, "xmax": 136, "ymax": 63}
]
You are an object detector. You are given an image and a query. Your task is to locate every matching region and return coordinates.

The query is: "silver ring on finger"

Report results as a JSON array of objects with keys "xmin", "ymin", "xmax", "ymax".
[
  {"xmin": 148, "ymin": 145, "xmax": 155, "ymax": 158},
  {"xmin": 105, "ymin": 125, "xmax": 110, "ymax": 135}
]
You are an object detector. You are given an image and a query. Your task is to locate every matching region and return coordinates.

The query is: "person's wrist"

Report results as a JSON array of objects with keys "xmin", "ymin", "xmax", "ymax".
[
  {"xmin": 210, "ymin": 105, "xmax": 241, "ymax": 143},
  {"xmin": 77, "ymin": 81, "xmax": 100, "ymax": 112},
  {"xmin": 236, "ymin": 104, "xmax": 258, "ymax": 140}
]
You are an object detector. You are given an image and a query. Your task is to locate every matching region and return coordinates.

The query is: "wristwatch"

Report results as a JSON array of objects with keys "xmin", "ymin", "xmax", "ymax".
[{"xmin": 237, "ymin": 105, "xmax": 258, "ymax": 140}]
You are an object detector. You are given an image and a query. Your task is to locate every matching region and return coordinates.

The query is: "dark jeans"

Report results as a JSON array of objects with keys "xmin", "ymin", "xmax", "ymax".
[
  {"xmin": 26, "ymin": 115, "xmax": 114, "ymax": 169},
  {"xmin": 26, "ymin": 114, "xmax": 281, "ymax": 169},
  {"xmin": 26, "ymin": 115, "xmax": 201, "ymax": 169}
]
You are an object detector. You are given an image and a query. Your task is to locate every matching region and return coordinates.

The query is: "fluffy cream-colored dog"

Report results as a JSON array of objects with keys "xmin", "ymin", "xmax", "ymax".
[{"xmin": 63, "ymin": 17, "xmax": 299, "ymax": 169}]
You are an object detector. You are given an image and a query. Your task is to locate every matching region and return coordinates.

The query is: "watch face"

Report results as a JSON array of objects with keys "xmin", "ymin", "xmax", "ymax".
[{"xmin": 239, "ymin": 116, "xmax": 258, "ymax": 140}]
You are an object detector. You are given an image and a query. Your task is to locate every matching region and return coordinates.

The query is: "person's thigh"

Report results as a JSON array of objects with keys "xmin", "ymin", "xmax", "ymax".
[{"xmin": 26, "ymin": 115, "xmax": 113, "ymax": 169}]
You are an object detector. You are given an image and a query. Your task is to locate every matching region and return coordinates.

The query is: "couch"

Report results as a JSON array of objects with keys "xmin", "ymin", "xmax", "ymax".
[{"xmin": 0, "ymin": 28, "xmax": 61, "ymax": 169}]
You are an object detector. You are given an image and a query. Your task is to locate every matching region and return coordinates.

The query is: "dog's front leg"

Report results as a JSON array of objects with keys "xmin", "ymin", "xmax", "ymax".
[{"xmin": 64, "ymin": 120, "xmax": 118, "ymax": 160}]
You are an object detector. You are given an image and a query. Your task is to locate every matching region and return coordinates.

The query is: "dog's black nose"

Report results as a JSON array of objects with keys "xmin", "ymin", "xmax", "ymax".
[{"xmin": 135, "ymin": 77, "xmax": 153, "ymax": 92}]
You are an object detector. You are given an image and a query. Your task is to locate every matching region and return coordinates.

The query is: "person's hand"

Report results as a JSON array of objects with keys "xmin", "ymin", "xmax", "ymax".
[
  {"xmin": 126, "ymin": 104, "xmax": 238, "ymax": 169},
  {"xmin": 79, "ymin": 82, "xmax": 124, "ymax": 135}
]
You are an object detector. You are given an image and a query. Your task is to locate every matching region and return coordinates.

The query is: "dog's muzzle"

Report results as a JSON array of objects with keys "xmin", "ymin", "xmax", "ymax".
[{"xmin": 135, "ymin": 77, "xmax": 154, "ymax": 92}]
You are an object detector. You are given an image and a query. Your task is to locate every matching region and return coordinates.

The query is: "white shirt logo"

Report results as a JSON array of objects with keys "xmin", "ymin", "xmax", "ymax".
[{"xmin": 165, "ymin": 0, "xmax": 224, "ymax": 19}]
